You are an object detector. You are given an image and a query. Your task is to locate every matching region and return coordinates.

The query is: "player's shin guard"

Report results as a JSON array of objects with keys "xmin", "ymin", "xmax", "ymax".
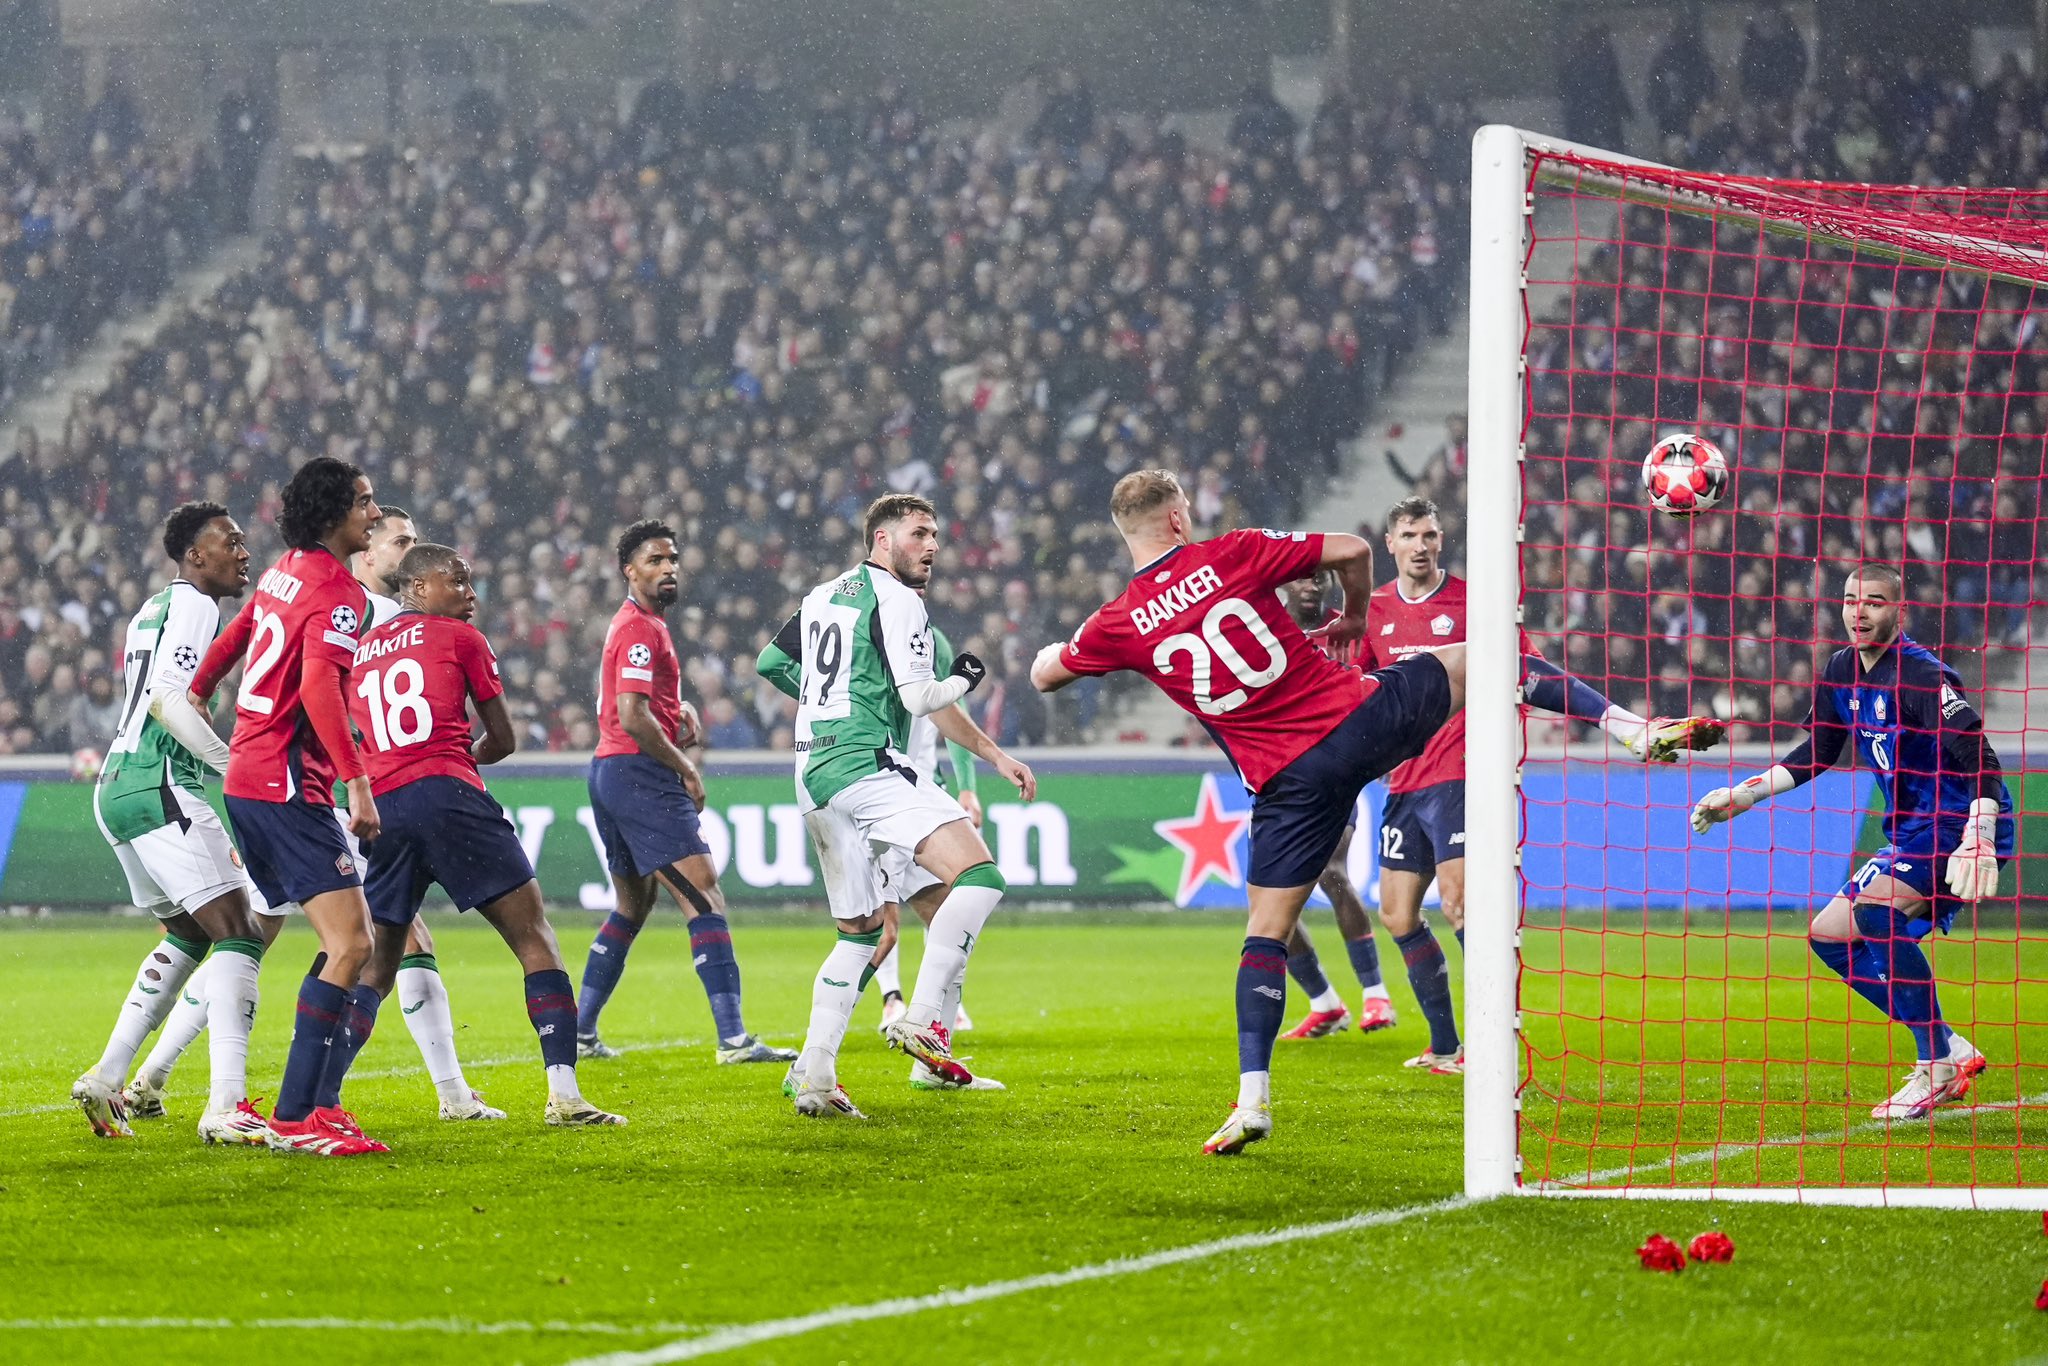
[
  {"xmin": 523, "ymin": 968, "xmax": 581, "ymax": 1098},
  {"xmin": 1236, "ymin": 937, "xmax": 1289, "ymax": 1107},
  {"xmin": 275, "ymin": 976, "xmax": 348, "ymax": 1123},
  {"xmin": 1345, "ymin": 932, "xmax": 1385, "ymax": 992},
  {"xmin": 91, "ymin": 930, "xmax": 207, "ymax": 1085},
  {"xmin": 396, "ymin": 953, "xmax": 471, "ymax": 1107},
  {"xmin": 315, "ymin": 985, "xmax": 382, "ymax": 1110},
  {"xmin": 908, "ymin": 863, "xmax": 1004, "ymax": 1029},
  {"xmin": 577, "ymin": 912, "xmax": 640, "ymax": 1033},
  {"xmin": 800, "ymin": 929, "xmax": 881, "ymax": 1084},
  {"xmin": 687, "ymin": 913, "xmax": 748, "ymax": 1044},
  {"xmin": 1850, "ymin": 903, "xmax": 1952, "ymax": 1061},
  {"xmin": 1395, "ymin": 924, "xmax": 1461, "ymax": 1055},
  {"xmin": 204, "ymin": 939, "xmax": 264, "ymax": 1113},
  {"xmin": 136, "ymin": 955, "xmax": 216, "ymax": 1089}
]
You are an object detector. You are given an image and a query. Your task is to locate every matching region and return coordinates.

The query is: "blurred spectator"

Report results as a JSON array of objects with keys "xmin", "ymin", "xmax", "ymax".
[
  {"xmin": 216, "ymin": 86, "xmax": 271, "ymax": 234},
  {"xmin": 1738, "ymin": 4, "xmax": 1808, "ymax": 105},
  {"xmin": 1562, "ymin": 21, "xmax": 1633, "ymax": 152},
  {"xmin": 1646, "ymin": 10, "xmax": 1719, "ymax": 141}
]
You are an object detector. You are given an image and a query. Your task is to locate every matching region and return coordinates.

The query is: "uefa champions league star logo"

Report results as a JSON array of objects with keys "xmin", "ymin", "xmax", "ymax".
[
  {"xmin": 329, "ymin": 604, "xmax": 359, "ymax": 635},
  {"xmin": 172, "ymin": 644, "xmax": 199, "ymax": 673},
  {"xmin": 627, "ymin": 643, "xmax": 652, "ymax": 667}
]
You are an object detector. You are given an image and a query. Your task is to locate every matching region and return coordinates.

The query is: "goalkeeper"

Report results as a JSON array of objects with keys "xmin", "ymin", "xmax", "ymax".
[{"xmin": 1691, "ymin": 564, "xmax": 2013, "ymax": 1121}]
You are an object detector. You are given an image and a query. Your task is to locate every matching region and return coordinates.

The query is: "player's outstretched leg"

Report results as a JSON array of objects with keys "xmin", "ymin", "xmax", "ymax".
[
  {"xmin": 74, "ymin": 927, "xmax": 209, "ymax": 1138},
  {"xmin": 1520, "ymin": 655, "xmax": 1724, "ymax": 762},
  {"xmin": 1279, "ymin": 924, "xmax": 1351, "ymax": 1039},
  {"xmin": 124, "ymin": 961, "xmax": 211, "ymax": 1119},
  {"xmin": 889, "ymin": 845, "xmax": 1004, "ymax": 1087}
]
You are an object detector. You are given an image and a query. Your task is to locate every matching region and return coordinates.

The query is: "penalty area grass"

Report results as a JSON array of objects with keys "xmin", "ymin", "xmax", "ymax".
[{"xmin": 0, "ymin": 910, "xmax": 2040, "ymax": 1363}]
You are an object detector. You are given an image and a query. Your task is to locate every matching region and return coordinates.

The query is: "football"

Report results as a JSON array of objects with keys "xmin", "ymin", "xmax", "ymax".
[
  {"xmin": 70, "ymin": 747, "xmax": 102, "ymax": 782},
  {"xmin": 1641, "ymin": 432, "xmax": 1729, "ymax": 517}
]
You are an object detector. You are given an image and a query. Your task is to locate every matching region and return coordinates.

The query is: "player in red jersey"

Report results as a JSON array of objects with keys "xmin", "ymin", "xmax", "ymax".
[
  {"xmin": 573, "ymin": 519, "xmax": 793, "ymax": 1065},
  {"xmin": 330, "ymin": 544, "xmax": 622, "ymax": 1126},
  {"xmin": 1031, "ymin": 472, "xmax": 1721, "ymax": 1153},
  {"xmin": 1267, "ymin": 571, "xmax": 1398, "ymax": 1041},
  {"xmin": 189, "ymin": 456, "xmax": 389, "ymax": 1156},
  {"xmin": 1281, "ymin": 497, "xmax": 1725, "ymax": 1073}
]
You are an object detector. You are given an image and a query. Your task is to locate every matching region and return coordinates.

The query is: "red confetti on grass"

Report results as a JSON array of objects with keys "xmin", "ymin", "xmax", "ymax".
[
  {"xmin": 1688, "ymin": 1232, "xmax": 1734, "ymax": 1263},
  {"xmin": 1637, "ymin": 1234, "xmax": 1686, "ymax": 1273}
]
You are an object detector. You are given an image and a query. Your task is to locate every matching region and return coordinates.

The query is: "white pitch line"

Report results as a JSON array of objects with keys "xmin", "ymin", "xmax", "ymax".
[
  {"xmin": 1567, "ymin": 1088, "xmax": 2048, "ymax": 1188},
  {"xmin": 0, "ymin": 1036, "xmax": 706, "ymax": 1121},
  {"xmin": 564, "ymin": 1197, "xmax": 1476, "ymax": 1366},
  {"xmin": 0, "ymin": 1316, "xmax": 699, "ymax": 1337}
]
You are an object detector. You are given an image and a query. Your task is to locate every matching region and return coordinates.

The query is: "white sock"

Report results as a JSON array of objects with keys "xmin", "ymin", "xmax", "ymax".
[
  {"xmin": 93, "ymin": 936, "xmax": 204, "ymax": 1084},
  {"xmin": 545, "ymin": 1063, "xmax": 581, "ymax": 1100},
  {"xmin": 873, "ymin": 942, "xmax": 902, "ymax": 998},
  {"xmin": 908, "ymin": 878, "xmax": 1004, "ymax": 1028},
  {"xmin": 1362, "ymin": 982, "xmax": 1392, "ymax": 1002},
  {"xmin": 397, "ymin": 962, "xmax": 471, "ymax": 1106},
  {"xmin": 1310, "ymin": 985, "xmax": 1344, "ymax": 1013},
  {"xmin": 1237, "ymin": 1069, "xmax": 1271, "ymax": 1110},
  {"xmin": 138, "ymin": 956, "xmax": 215, "ymax": 1088},
  {"xmin": 203, "ymin": 948, "xmax": 263, "ymax": 1113},
  {"xmin": 1599, "ymin": 704, "xmax": 1649, "ymax": 745},
  {"xmin": 799, "ymin": 936, "xmax": 875, "ymax": 1087}
]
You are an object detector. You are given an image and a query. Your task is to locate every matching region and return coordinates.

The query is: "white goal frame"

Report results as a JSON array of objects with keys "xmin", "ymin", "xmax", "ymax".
[{"xmin": 1461, "ymin": 123, "xmax": 2047, "ymax": 1211}]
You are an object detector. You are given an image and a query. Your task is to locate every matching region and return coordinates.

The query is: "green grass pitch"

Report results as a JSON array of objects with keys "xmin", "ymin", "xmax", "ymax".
[{"xmin": 3, "ymin": 910, "xmax": 2045, "ymax": 1364}]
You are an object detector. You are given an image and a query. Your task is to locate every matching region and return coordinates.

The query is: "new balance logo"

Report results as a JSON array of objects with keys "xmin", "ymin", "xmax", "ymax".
[
  {"xmin": 1254, "ymin": 985, "xmax": 1284, "ymax": 1001},
  {"xmin": 538, "ymin": 1024, "xmax": 556, "ymax": 1036}
]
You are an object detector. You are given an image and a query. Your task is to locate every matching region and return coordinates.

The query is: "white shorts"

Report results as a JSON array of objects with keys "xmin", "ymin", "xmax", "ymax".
[
  {"xmin": 879, "ymin": 844, "xmax": 942, "ymax": 903},
  {"xmin": 95, "ymin": 788, "xmax": 254, "ymax": 920},
  {"xmin": 805, "ymin": 767, "xmax": 970, "ymax": 922}
]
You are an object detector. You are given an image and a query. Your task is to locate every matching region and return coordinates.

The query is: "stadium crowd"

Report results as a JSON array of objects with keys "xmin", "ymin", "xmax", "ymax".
[
  {"xmin": 0, "ymin": 71, "xmax": 1467, "ymax": 754},
  {"xmin": 4, "ymin": 38, "xmax": 2046, "ymax": 760}
]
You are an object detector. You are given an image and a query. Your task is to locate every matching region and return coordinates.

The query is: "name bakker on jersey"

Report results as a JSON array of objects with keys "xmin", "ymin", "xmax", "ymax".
[{"xmin": 1060, "ymin": 529, "xmax": 1367, "ymax": 792}]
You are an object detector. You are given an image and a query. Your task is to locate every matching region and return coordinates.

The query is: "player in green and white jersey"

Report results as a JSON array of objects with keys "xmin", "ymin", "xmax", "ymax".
[
  {"xmin": 74, "ymin": 502, "xmax": 272, "ymax": 1146},
  {"xmin": 757, "ymin": 493, "xmax": 1035, "ymax": 1118},
  {"xmin": 122, "ymin": 506, "xmax": 506, "ymax": 1124},
  {"xmin": 872, "ymin": 621, "xmax": 988, "ymax": 1054}
]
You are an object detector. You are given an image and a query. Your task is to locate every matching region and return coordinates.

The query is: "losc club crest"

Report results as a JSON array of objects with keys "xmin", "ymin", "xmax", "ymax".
[{"xmin": 335, "ymin": 853, "xmax": 355, "ymax": 877}]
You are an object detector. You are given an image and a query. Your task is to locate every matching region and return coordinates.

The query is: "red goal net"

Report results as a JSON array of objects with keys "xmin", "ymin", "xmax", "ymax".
[{"xmin": 1506, "ymin": 145, "xmax": 2048, "ymax": 1203}]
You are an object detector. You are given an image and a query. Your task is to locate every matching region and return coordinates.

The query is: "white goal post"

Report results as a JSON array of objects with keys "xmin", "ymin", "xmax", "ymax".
[{"xmin": 1461, "ymin": 123, "xmax": 2048, "ymax": 1210}]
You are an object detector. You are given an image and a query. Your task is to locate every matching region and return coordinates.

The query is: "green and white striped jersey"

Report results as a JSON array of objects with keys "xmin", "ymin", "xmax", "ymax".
[
  {"xmin": 774, "ymin": 561, "xmax": 940, "ymax": 808},
  {"xmin": 95, "ymin": 580, "xmax": 224, "ymax": 842}
]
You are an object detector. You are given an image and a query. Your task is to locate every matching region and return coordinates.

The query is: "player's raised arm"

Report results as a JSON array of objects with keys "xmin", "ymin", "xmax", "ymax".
[
  {"xmin": 929, "ymin": 698, "xmax": 1036, "ymax": 802},
  {"xmin": 1309, "ymin": 533, "xmax": 1374, "ymax": 649},
  {"xmin": 1690, "ymin": 678, "xmax": 1848, "ymax": 834}
]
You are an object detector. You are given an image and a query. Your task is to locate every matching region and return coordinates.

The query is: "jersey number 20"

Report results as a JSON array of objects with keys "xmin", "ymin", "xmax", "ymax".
[{"xmin": 1151, "ymin": 598, "xmax": 1287, "ymax": 715}]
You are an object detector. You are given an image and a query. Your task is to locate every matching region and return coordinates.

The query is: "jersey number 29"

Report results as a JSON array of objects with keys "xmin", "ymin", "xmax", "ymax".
[
  {"xmin": 802, "ymin": 604, "xmax": 859, "ymax": 718},
  {"xmin": 1151, "ymin": 598, "xmax": 1287, "ymax": 715}
]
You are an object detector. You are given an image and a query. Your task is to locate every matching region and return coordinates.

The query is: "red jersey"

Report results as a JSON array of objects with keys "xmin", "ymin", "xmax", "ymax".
[
  {"xmin": 1354, "ymin": 572, "xmax": 1469, "ymax": 792},
  {"xmin": 1060, "ymin": 529, "xmax": 1371, "ymax": 792},
  {"xmin": 596, "ymin": 596, "xmax": 683, "ymax": 758},
  {"xmin": 208, "ymin": 548, "xmax": 370, "ymax": 804},
  {"xmin": 346, "ymin": 612, "xmax": 503, "ymax": 794}
]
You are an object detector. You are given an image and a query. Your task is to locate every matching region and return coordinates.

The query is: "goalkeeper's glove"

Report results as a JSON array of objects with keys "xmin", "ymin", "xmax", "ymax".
[
  {"xmin": 1944, "ymin": 800, "xmax": 2002, "ymax": 903},
  {"xmin": 1690, "ymin": 766, "xmax": 1795, "ymax": 835}
]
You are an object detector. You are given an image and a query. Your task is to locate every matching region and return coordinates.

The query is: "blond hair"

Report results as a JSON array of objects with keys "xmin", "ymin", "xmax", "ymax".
[{"xmin": 1109, "ymin": 469, "xmax": 1186, "ymax": 533}]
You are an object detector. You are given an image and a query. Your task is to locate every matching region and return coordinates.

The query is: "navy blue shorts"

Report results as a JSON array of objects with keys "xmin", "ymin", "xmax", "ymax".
[
  {"xmin": 1248, "ymin": 653, "xmax": 1453, "ymax": 890},
  {"xmin": 363, "ymin": 776, "xmax": 535, "ymax": 927},
  {"xmin": 588, "ymin": 753, "xmax": 711, "ymax": 878},
  {"xmin": 1838, "ymin": 815, "xmax": 2017, "ymax": 937},
  {"xmin": 1379, "ymin": 780, "xmax": 1466, "ymax": 874},
  {"xmin": 224, "ymin": 794, "xmax": 361, "ymax": 908}
]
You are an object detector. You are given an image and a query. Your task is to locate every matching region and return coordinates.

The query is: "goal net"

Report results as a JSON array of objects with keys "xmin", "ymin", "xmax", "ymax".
[{"xmin": 1465, "ymin": 125, "xmax": 2048, "ymax": 1208}]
